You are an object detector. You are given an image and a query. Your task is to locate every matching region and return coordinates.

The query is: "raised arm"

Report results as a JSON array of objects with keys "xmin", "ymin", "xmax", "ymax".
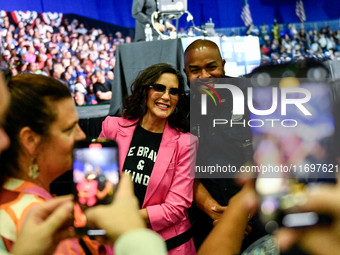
[{"xmin": 198, "ymin": 181, "xmax": 257, "ymax": 255}]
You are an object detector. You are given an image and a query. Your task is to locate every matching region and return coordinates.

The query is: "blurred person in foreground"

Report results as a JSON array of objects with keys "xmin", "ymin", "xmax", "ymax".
[
  {"xmin": 0, "ymin": 73, "xmax": 108, "ymax": 254},
  {"xmin": 13, "ymin": 183, "xmax": 163, "ymax": 255},
  {"xmin": 276, "ymin": 183, "xmax": 340, "ymax": 255},
  {"xmin": 0, "ymin": 71, "xmax": 77, "ymax": 255},
  {"xmin": 200, "ymin": 179, "xmax": 340, "ymax": 255},
  {"xmin": 0, "ymin": 72, "xmax": 167, "ymax": 255}
]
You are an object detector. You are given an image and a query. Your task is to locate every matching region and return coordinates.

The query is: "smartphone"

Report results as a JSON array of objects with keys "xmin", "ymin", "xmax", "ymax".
[
  {"xmin": 72, "ymin": 138, "xmax": 119, "ymax": 236},
  {"xmin": 250, "ymin": 79, "xmax": 336, "ymax": 232}
]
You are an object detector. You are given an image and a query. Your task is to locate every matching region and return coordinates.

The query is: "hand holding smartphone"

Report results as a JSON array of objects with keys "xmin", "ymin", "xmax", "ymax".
[
  {"xmin": 250, "ymin": 80, "xmax": 336, "ymax": 233},
  {"xmin": 72, "ymin": 138, "xmax": 119, "ymax": 236}
]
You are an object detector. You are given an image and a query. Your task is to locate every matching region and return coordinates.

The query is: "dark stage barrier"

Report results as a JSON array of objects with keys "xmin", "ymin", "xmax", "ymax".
[{"xmin": 77, "ymin": 104, "xmax": 110, "ymax": 138}]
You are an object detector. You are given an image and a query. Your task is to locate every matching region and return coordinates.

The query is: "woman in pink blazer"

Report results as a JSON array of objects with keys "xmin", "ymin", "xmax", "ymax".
[
  {"xmin": 77, "ymin": 176, "xmax": 99, "ymax": 206},
  {"xmin": 100, "ymin": 63, "xmax": 198, "ymax": 255}
]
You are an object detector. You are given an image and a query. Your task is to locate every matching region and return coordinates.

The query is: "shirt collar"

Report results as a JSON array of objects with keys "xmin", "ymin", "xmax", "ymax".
[{"xmin": 3, "ymin": 177, "xmax": 52, "ymax": 200}]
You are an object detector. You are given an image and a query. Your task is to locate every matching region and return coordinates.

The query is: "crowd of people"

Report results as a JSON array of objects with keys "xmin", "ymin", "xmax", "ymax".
[
  {"xmin": 2, "ymin": 9, "xmax": 340, "ymax": 255},
  {"xmin": 0, "ymin": 14, "xmax": 132, "ymax": 105},
  {"xmin": 246, "ymin": 21, "xmax": 340, "ymax": 64},
  {"xmin": 1, "ymin": 12, "xmax": 340, "ymax": 97}
]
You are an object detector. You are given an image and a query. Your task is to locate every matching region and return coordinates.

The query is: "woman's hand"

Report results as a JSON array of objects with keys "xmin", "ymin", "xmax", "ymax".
[
  {"xmin": 140, "ymin": 208, "xmax": 151, "ymax": 228},
  {"xmin": 85, "ymin": 174, "xmax": 146, "ymax": 244},
  {"xmin": 11, "ymin": 195, "xmax": 74, "ymax": 255}
]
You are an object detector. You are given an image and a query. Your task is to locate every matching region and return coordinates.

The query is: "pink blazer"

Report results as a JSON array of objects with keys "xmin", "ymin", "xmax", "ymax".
[
  {"xmin": 100, "ymin": 117, "xmax": 198, "ymax": 255},
  {"xmin": 77, "ymin": 179, "xmax": 98, "ymax": 206}
]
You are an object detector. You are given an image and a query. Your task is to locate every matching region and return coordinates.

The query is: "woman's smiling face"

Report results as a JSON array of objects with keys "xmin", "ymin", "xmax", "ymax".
[{"xmin": 145, "ymin": 73, "xmax": 179, "ymax": 122}]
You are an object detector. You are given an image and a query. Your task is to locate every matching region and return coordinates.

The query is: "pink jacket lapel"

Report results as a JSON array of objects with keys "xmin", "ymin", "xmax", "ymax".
[
  {"xmin": 142, "ymin": 122, "xmax": 179, "ymax": 207},
  {"xmin": 116, "ymin": 118, "xmax": 137, "ymax": 173},
  {"xmin": 115, "ymin": 118, "xmax": 180, "ymax": 207}
]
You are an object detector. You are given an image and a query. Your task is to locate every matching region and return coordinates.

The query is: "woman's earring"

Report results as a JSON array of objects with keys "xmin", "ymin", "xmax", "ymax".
[
  {"xmin": 173, "ymin": 107, "xmax": 178, "ymax": 114},
  {"xmin": 28, "ymin": 157, "xmax": 40, "ymax": 179}
]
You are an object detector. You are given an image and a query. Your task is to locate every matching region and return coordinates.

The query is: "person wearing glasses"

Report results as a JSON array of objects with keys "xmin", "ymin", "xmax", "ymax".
[{"xmin": 99, "ymin": 63, "xmax": 198, "ymax": 255}]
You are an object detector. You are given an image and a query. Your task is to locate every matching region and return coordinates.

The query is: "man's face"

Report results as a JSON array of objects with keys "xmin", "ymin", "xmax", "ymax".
[
  {"xmin": 184, "ymin": 46, "xmax": 226, "ymax": 86},
  {"xmin": 106, "ymin": 71, "xmax": 114, "ymax": 81}
]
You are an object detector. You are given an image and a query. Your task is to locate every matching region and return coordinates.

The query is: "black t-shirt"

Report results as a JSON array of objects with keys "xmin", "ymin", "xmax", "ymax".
[
  {"xmin": 93, "ymin": 79, "xmax": 112, "ymax": 104},
  {"xmin": 123, "ymin": 124, "xmax": 163, "ymax": 207}
]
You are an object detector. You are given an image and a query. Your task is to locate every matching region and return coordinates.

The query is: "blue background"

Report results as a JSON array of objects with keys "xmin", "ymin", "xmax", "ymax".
[{"xmin": 2, "ymin": 0, "xmax": 340, "ymax": 28}]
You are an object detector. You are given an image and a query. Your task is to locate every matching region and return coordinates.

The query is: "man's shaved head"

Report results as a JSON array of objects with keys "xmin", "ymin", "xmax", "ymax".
[
  {"xmin": 184, "ymin": 39, "xmax": 222, "ymax": 61},
  {"xmin": 183, "ymin": 39, "xmax": 225, "ymax": 85}
]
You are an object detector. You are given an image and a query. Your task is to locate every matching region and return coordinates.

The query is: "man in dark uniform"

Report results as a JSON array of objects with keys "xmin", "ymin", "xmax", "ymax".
[{"xmin": 184, "ymin": 39, "xmax": 263, "ymax": 251}]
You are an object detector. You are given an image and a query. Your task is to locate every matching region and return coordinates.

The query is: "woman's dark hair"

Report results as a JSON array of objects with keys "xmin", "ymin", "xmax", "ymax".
[
  {"xmin": 0, "ymin": 74, "xmax": 72, "ymax": 182},
  {"xmin": 122, "ymin": 63, "xmax": 189, "ymax": 133}
]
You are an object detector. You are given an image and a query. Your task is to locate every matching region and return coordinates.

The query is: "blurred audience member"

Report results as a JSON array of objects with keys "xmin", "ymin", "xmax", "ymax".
[
  {"xmin": 93, "ymin": 70, "xmax": 112, "ymax": 104},
  {"xmin": 73, "ymin": 83, "xmax": 87, "ymax": 106},
  {"xmin": 106, "ymin": 70, "xmax": 114, "ymax": 81}
]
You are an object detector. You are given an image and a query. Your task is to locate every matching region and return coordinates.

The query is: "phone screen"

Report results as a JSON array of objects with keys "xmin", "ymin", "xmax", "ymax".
[
  {"xmin": 251, "ymin": 79, "xmax": 336, "ymax": 182},
  {"xmin": 250, "ymin": 79, "xmax": 336, "ymax": 230},
  {"xmin": 72, "ymin": 138, "xmax": 119, "ymax": 235}
]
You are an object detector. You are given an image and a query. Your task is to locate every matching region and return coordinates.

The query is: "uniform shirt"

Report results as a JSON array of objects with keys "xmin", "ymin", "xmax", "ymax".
[{"xmin": 191, "ymin": 85, "xmax": 252, "ymax": 205}]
